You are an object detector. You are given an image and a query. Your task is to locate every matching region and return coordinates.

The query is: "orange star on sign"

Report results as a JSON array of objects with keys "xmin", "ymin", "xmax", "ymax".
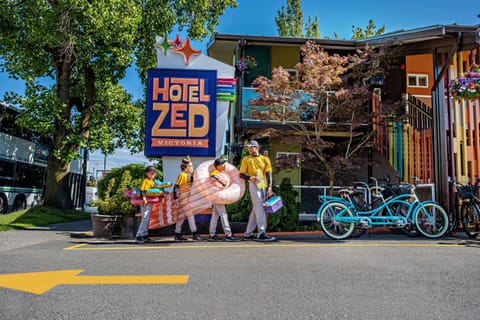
[{"xmin": 174, "ymin": 37, "xmax": 201, "ymax": 65}]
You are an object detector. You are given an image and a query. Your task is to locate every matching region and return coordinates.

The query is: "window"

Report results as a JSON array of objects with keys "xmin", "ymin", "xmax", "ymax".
[
  {"xmin": 285, "ymin": 69, "xmax": 297, "ymax": 79},
  {"xmin": 276, "ymin": 152, "xmax": 300, "ymax": 168},
  {"xmin": 407, "ymin": 74, "xmax": 429, "ymax": 88}
]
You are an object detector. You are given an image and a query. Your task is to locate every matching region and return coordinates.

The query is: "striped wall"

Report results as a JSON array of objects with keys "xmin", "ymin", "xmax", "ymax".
[
  {"xmin": 372, "ymin": 92, "xmax": 433, "ymax": 183},
  {"xmin": 374, "ymin": 46, "xmax": 480, "ymax": 187}
]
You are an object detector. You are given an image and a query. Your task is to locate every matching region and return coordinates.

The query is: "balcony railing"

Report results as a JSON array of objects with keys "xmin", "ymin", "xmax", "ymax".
[{"xmin": 240, "ymin": 87, "xmax": 356, "ymax": 126}]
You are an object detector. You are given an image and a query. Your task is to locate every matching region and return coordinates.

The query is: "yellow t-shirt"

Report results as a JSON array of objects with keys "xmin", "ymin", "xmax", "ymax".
[
  {"xmin": 175, "ymin": 171, "xmax": 190, "ymax": 188},
  {"xmin": 210, "ymin": 169, "xmax": 220, "ymax": 177},
  {"xmin": 239, "ymin": 155, "xmax": 272, "ymax": 189},
  {"xmin": 140, "ymin": 178, "xmax": 155, "ymax": 192}
]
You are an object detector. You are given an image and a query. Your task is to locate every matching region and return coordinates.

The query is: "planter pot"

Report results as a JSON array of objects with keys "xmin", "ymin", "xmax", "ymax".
[
  {"xmin": 119, "ymin": 216, "xmax": 135, "ymax": 239},
  {"xmin": 91, "ymin": 214, "xmax": 119, "ymax": 239}
]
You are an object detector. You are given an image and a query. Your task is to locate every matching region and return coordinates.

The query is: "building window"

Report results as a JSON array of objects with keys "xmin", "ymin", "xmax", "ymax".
[
  {"xmin": 276, "ymin": 152, "xmax": 300, "ymax": 168},
  {"xmin": 407, "ymin": 74, "xmax": 429, "ymax": 88},
  {"xmin": 285, "ymin": 69, "xmax": 298, "ymax": 81}
]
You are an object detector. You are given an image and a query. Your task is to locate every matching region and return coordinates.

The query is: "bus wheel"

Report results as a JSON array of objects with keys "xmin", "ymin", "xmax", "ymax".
[
  {"xmin": 12, "ymin": 196, "xmax": 26, "ymax": 212},
  {"xmin": 0, "ymin": 196, "xmax": 7, "ymax": 214}
]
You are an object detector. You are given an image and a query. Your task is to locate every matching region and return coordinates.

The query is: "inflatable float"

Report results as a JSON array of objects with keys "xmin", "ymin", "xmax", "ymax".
[
  {"xmin": 193, "ymin": 160, "xmax": 245, "ymax": 205},
  {"xmin": 123, "ymin": 160, "xmax": 246, "ymax": 229}
]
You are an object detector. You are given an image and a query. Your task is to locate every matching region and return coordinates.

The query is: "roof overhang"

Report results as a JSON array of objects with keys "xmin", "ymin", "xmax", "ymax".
[
  {"xmin": 207, "ymin": 33, "xmax": 358, "ymax": 65},
  {"xmin": 356, "ymin": 24, "xmax": 480, "ymax": 54},
  {"xmin": 207, "ymin": 24, "xmax": 480, "ymax": 63}
]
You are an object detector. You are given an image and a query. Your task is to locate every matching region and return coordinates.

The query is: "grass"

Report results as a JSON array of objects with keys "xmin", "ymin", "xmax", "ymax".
[{"xmin": 0, "ymin": 206, "xmax": 91, "ymax": 232}]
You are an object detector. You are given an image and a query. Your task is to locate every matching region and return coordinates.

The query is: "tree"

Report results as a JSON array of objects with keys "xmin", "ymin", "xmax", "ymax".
[
  {"xmin": 351, "ymin": 19, "xmax": 385, "ymax": 40},
  {"xmin": 304, "ymin": 16, "xmax": 320, "ymax": 39},
  {"xmin": 249, "ymin": 41, "xmax": 391, "ymax": 189},
  {"xmin": 275, "ymin": 0, "xmax": 319, "ymax": 38},
  {"xmin": 0, "ymin": 0, "xmax": 237, "ymax": 210}
]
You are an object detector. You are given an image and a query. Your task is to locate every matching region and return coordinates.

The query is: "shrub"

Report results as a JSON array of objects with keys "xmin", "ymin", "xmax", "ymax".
[
  {"xmin": 96, "ymin": 170, "xmax": 138, "ymax": 217},
  {"xmin": 97, "ymin": 164, "xmax": 158, "ymax": 199}
]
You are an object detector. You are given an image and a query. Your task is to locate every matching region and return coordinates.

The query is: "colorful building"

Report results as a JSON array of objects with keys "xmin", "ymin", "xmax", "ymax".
[{"xmin": 207, "ymin": 24, "xmax": 480, "ymax": 211}]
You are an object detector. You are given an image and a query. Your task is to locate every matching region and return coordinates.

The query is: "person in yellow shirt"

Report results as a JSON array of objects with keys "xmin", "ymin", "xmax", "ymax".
[
  {"xmin": 173, "ymin": 158, "xmax": 201, "ymax": 241},
  {"xmin": 208, "ymin": 157, "xmax": 240, "ymax": 241},
  {"xmin": 239, "ymin": 140, "xmax": 276, "ymax": 241},
  {"xmin": 135, "ymin": 166, "xmax": 157, "ymax": 244}
]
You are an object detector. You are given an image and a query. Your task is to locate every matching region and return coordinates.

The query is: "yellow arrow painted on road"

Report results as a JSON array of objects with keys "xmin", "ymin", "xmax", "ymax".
[{"xmin": 0, "ymin": 269, "xmax": 189, "ymax": 295}]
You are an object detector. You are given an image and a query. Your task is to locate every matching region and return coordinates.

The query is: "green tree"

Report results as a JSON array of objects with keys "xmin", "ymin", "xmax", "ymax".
[
  {"xmin": 351, "ymin": 19, "xmax": 385, "ymax": 39},
  {"xmin": 0, "ymin": 0, "xmax": 237, "ymax": 210},
  {"xmin": 304, "ymin": 16, "xmax": 320, "ymax": 39},
  {"xmin": 275, "ymin": 0, "xmax": 319, "ymax": 38}
]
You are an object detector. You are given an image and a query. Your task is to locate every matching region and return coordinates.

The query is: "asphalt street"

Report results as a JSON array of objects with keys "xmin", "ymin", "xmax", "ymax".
[{"xmin": 1, "ymin": 220, "xmax": 479, "ymax": 320}]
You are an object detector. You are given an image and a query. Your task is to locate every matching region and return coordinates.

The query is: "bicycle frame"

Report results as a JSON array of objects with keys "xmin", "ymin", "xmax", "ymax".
[
  {"xmin": 332, "ymin": 193, "xmax": 414, "ymax": 227},
  {"xmin": 319, "ymin": 177, "xmax": 449, "ymax": 239}
]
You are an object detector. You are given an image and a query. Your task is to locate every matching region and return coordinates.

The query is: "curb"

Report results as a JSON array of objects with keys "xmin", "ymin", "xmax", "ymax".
[{"xmin": 70, "ymin": 227, "xmax": 398, "ymax": 241}]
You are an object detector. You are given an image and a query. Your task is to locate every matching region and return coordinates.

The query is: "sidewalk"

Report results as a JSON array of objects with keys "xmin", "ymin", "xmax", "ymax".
[
  {"xmin": 0, "ymin": 219, "xmax": 94, "ymax": 252},
  {"xmin": 1, "ymin": 218, "xmax": 445, "ymax": 249},
  {"xmin": 61, "ymin": 219, "xmax": 395, "ymax": 242},
  {"xmin": 1, "ymin": 219, "xmax": 474, "ymax": 249}
]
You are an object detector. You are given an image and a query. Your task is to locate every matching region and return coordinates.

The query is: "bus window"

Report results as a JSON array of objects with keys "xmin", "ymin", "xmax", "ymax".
[
  {"xmin": 0, "ymin": 160, "xmax": 15, "ymax": 186},
  {"xmin": 16, "ymin": 163, "xmax": 45, "ymax": 189}
]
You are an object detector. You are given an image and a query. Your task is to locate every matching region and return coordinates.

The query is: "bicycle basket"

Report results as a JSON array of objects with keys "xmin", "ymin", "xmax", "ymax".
[
  {"xmin": 391, "ymin": 185, "xmax": 410, "ymax": 195},
  {"xmin": 458, "ymin": 185, "xmax": 477, "ymax": 199}
]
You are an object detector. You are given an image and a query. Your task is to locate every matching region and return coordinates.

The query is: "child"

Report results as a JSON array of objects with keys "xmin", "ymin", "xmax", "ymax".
[
  {"xmin": 174, "ymin": 158, "xmax": 201, "ymax": 241},
  {"xmin": 208, "ymin": 157, "xmax": 240, "ymax": 241},
  {"xmin": 135, "ymin": 166, "xmax": 157, "ymax": 244}
]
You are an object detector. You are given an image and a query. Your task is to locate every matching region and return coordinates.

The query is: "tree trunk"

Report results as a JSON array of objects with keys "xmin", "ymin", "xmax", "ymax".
[
  {"xmin": 42, "ymin": 48, "xmax": 77, "ymax": 210},
  {"xmin": 43, "ymin": 155, "xmax": 73, "ymax": 210}
]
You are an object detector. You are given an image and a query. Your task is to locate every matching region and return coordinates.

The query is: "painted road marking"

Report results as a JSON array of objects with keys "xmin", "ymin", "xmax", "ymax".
[
  {"xmin": 0, "ymin": 270, "xmax": 189, "ymax": 295},
  {"xmin": 64, "ymin": 242, "xmax": 464, "ymax": 251}
]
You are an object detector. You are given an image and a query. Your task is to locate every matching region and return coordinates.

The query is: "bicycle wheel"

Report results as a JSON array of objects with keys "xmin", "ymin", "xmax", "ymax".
[
  {"xmin": 460, "ymin": 201, "xmax": 480, "ymax": 239},
  {"xmin": 414, "ymin": 202, "xmax": 449, "ymax": 238},
  {"xmin": 319, "ymin": 202, "xmax": 355, "ymax": 240}
]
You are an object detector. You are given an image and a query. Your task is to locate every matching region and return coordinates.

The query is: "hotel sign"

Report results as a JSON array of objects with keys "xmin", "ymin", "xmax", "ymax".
[{"xmin": 145, "ymin": 68, "xmax": 217, "ymax": 157}]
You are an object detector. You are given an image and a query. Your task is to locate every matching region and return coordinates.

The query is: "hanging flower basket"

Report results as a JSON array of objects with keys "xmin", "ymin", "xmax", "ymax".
[
  {"xmin": 235, "ymin": 55, "xmax": 257, "ymax": 73},
  {"xmin": 449, "ymin": 65, "xmax": 480, "ymax": 100}
]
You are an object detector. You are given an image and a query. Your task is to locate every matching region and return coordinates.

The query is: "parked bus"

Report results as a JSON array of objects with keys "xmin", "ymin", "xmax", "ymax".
[{"xmin": 0, "ymin": 103, "xmax": 50, "ymax": 213}]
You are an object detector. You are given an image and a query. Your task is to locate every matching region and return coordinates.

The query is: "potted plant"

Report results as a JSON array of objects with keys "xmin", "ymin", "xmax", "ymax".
[
  {"xmin": 235, "ymin": 55, "xmax": 257, "ymax": 75},
  {"xmin": 93, "ymin": 170, "xmax": 139, "ymax": 238},
  {"xmin": 449, "ymin": 64, "xmax": 480, "ymax": 100}
]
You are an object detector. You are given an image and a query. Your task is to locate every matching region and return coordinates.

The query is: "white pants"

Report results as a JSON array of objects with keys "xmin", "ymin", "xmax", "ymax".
[
  {"xmin": 209, "ymin": 204, "xmax": 232, "ymax": 236},
  {"xmin": 245, "ymin": 182, "xmax": 267, "ymax": 237},
  {"xmin": 136, "ymin": 203, "xmax": 152, "ymax": 238},
  {"xmin": 175, "ymin": 215, "xmax": 197, "ymax": 234}
]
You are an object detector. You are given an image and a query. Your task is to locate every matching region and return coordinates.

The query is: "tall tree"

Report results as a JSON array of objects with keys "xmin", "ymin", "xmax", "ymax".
[
  {"xmin": 351, "ymin": 19, "xmax": 385, "ymax": 39},
  {"xmin": 305, "ymin": 16, "xmax": 320, "ymax": 39},
  {"xmin": 275, "ymin": 0, "xmax": 319, "ymax": 38},
  {"xmin": 0, "ymin": 0, "xmax": 237, "ymax": 210}
]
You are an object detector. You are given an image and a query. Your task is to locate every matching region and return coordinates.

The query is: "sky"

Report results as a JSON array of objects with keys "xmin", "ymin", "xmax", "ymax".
[{"xmin": 1, "ymin": 0, "xmax": 479, "ymax": 175}]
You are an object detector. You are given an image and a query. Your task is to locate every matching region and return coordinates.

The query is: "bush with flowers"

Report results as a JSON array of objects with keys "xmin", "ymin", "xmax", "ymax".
[
  {"xmin": 449, "ymin": 64, "xmax": 480, "ymax": 99},
  {"xmin": 236, "ymin": 55, "xmax": 257, "ymax": 72}
]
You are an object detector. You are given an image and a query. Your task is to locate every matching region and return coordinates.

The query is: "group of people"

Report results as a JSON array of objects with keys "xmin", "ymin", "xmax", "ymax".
[{"xmin": 135, "ymin": 140, "xmax": 276, "ymax": 243}]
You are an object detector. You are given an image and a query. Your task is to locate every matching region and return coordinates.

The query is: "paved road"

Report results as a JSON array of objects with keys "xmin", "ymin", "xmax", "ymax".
[{"xmin": 1, "ymin": 221, "xmax": 479, "ymax": 320}]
